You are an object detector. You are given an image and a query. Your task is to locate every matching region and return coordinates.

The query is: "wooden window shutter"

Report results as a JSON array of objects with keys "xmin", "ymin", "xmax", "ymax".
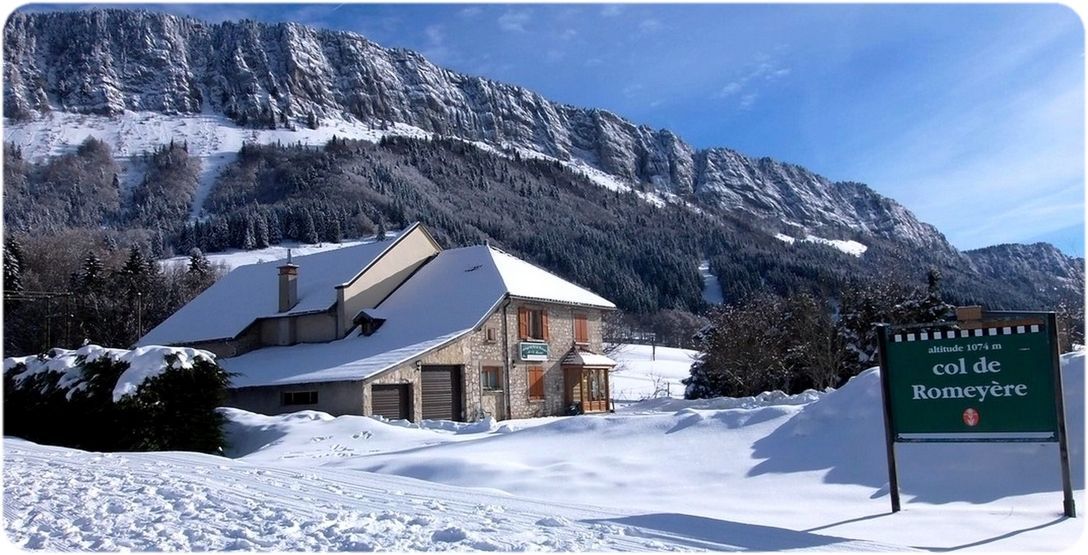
[
  {"xmin": 518, "ymin": 308, "xmax": 529, "ymax": 339},
  {"xmin": 574, "ymin": 315, "xmax": 588, "ymax": 343},
  {"xmin": 528, "ymin": 366, "xmax": 545, "ymax": 399},
  {"xmin": 541, "ymin": 310, "xmax": 549, "ymax": 340}
]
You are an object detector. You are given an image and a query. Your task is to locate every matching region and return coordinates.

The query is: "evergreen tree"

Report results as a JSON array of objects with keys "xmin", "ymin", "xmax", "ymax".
[
  {"xmin": 79, "ymin": 252, "xmax": 106, "ymax": 293},
  {"xmin": 254, "ymin": 213, "xmax": 270, "ymax": 248},
  {"xmin": 302, "ymin": 210, "xmax": 319, "ymax": 244},
  {"xmin": 3, "ymin": 235, "xmax": 25, "ymax": 292}
]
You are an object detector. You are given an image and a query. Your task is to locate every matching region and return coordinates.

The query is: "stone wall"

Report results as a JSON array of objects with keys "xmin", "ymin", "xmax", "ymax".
[
  {"xmin": 504, "ymin": 301, "xmax": 606, "ymax": 419},
  {"xmin": 241, "ymin": 300, "xmax": 611, "ymax": 423}
]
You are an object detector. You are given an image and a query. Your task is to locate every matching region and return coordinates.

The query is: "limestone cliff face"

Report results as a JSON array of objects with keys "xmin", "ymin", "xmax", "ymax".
[{"xmin": 4, "ymin": 9, "xmax": 958, "ymax": 250}]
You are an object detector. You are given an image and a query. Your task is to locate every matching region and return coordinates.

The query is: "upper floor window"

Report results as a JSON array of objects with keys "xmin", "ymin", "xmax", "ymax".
[
  {"xmin": 485, "ymin": 327, "xmax": 498, "ymax": 343},
  {"xmin": 518, "ymin": 307, "xmax": 549, "ymax": 341},
  {"xmin": 573, "ymin": 314, "xmax": 589, "ymax": 344}
]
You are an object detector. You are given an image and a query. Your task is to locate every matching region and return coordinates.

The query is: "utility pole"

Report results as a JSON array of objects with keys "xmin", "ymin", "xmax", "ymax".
[{"xmin": 136, "ymin": 291, "xmax": 143, "ymax": 339}]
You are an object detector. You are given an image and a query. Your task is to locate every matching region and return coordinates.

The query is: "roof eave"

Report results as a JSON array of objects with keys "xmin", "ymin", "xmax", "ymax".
[{"xmin": 507, "ymin": 294, "xmax": 616, "ymax": 311}]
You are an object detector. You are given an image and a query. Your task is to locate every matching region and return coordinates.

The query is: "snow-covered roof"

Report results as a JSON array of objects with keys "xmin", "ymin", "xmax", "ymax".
[
  {"xmin": 137, "ymin": 228, "xmax": 415, "ymax": 346},
  {"xmin": 223, "ymin": 245, "xmax": 616, "ymax": 387},
  {"xmin": 488, "ymin": 247, "xmax": 615, "ymax": 309},
  {"xmin": 561, "ymin": 349, "xmax": 617, "ymax": 367},
  {"xmin": 223, "ymin": 245, "xmax": 508, "ymax": 387}
]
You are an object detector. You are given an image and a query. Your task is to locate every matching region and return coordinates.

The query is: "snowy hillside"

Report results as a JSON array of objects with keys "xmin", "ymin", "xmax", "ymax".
[
  {"xmin": 5, "ymin": 110, "xmax": 679, "ymax": 219},
  {"xmin": 5, "ymin": 352, "xmax": 1083, "ymax": 550},
  {"xmin": 159, "ymin": 231, "xmax": 398, "ymax": 271},
  {"xmin": 608, "ymin": 343, "xmax": 700, "ymax": 403}
]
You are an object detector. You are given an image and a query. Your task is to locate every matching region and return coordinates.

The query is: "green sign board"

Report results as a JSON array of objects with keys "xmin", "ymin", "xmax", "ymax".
[
  {"xmin": 884, "ymin": 325, "xmax": 1058, "ymax": 441},
  {"xmin": 519, "ymin": 341, "xmax": 549, "ymax": 361},
  {"xmin": 877, "ymin": 312, "xmax": 1074, "ymax": 518}
]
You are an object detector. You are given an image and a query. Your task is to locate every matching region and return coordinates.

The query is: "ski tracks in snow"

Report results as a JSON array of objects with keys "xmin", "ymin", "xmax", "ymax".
[{"xmin": 2, "ymin": 440, "xmax": 690, "ymax": 552}]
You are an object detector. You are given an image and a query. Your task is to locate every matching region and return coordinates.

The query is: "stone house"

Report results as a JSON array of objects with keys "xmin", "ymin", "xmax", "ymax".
[{"xmin": 137, "ymin": 223, "xmax": 617, "ymax": 421}]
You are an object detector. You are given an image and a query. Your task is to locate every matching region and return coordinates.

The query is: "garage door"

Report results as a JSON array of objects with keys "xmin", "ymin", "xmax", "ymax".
[
  {"xmin": 421, "ymin": 365, "xmax": 463, "ymax": 421},
  {"xmin": 371, "ymin": 384, "xmax": 410, "ymax": 421}
]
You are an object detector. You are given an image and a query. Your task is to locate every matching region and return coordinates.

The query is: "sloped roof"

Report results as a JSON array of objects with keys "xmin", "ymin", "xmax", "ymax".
[
  {"xmin": 488, "ymin": 247, "xmax": 615, "ymax": 309},
  {"xmin": 223, "ymin": 245, "xmax": 616, "ymax": 388},
  {"xmin": 561, "ymin": 349, "xmax": 617, "ymax": 367},
  {"xmin": 137, "ymin": 227, "xmax": 417, "ymax": 346},
  {"xmin": 223, "ymin": 245, "xmax": 508, "ymax": 387}
]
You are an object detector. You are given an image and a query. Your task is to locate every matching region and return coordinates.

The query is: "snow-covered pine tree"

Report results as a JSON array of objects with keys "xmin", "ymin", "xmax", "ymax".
[{"xmin": 3, "ymin": 235, "xmax": 25, "ymax": 292}]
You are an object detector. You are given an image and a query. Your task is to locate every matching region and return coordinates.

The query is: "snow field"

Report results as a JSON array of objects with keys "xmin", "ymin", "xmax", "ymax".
[
  {"xmin": 608, "ymin": 343, "xmax": 700, "ymax": 403},
  {"xmin": 773, "ymin": 231, "xmax": 869, "ymax": 257},
  {"xmin": 4, "ymin": 348, "xmax": 1084, "ymax": 550},
  {"xmin": 2, "ymin": 439, "xmax": 703, "ymax": 551},
  {"xmin": 224, "ymin": 351, "xmax": 1085, "ymax": 550},
  {"xmin": 158, "ymin": 233, "xmax": 394, "ymax": 271}
]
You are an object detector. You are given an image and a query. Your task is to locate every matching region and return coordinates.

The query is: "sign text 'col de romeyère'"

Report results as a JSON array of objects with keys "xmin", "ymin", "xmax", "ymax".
[{"xmin": 883, "ymin": 324, "xmax": 1058, "ymax": 441}]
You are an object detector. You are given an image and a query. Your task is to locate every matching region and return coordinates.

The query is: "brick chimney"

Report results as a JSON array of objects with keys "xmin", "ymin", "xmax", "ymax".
[{"xmin": 278, "ymin": 249, "xmax": 299, "ymax": 312}]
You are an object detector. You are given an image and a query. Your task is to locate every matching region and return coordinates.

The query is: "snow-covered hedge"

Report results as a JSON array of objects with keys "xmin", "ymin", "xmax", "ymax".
[{"xmin": 3, "ymin": 345, "xmax": 230, "ymax": 453}]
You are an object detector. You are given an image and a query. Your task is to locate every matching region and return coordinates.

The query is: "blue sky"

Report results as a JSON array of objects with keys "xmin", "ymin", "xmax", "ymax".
[{"xmin": 20, "ymin": 3, "xmax": 1086, "ymax": 256}]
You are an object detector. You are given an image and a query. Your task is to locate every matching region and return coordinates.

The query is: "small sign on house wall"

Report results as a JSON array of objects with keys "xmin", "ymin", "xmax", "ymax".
[{"xmin": 519, "ymin": 342, "xmax": 549, "ymax": 361}]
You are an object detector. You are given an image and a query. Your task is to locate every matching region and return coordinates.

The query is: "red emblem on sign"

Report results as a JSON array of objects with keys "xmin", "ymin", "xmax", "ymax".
[{"xmin": 962, "ymin": 408, "xmax": 980, "ymax": 427}]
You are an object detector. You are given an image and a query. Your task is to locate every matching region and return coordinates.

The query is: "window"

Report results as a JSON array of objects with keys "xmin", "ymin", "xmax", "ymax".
[
  {"xmin": 481, "ymin": 366, "xmax": 502, "ymax": 390},
  {"xmin": 282, "ymin": 391, "xmax": 318, "ymax": 406},
  {"xmin": 518, "ymin": 308, "xmax": 549, "ymax": 340},
  {"xmin": 485, "ymin": 327, "xmax": 497, "ymax": 343},
  {"xmin": 573, "ymin": 314, "xmax": 589, "ymax": 344},
  {"xmin": 528, "ymin": 366, "xmax": 545, "ymax": 400}
]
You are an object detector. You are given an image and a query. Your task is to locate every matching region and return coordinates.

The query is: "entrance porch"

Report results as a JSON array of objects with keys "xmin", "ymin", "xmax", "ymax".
[{"xmin": 561, "ymin": 349, "xmax": 618, "ymax": 414}]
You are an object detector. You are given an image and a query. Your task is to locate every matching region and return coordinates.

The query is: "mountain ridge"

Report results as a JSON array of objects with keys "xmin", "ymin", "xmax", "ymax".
[
  {"xmin": 2, "ymin": 7, "xmax": 1082, "ymax": 316},
  {"xmin": 5, "ymin": 8, "xmax": 949, "ymax": 253}
]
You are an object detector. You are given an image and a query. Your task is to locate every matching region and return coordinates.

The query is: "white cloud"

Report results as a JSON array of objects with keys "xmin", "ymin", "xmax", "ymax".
[
  {"xmin": 622, "ymin": 83, "xmax": 644, "ymax": 98},
  {"xmin": 638, "ymin": 19, "xmax": 661, "ymax": 33},
  {"xmin": 739, "ymin": 93, "xmax": 758, "ymax": 110},
  {"xmin": 498, "ymin": 10, "xmax": 531, "ymax": 32},
  {"xmin": 421, "ymin": 24, "xmax": 452, "ymax": 62},
  {"xmin": 601, "ymin": 5, "xmax": 623, "ymax": 18},
  {"xmin": 718, "ymin": 82, "xmax": 743, "ymax": 97},
  {"xmin": 458, "ymin": 7, "xmax": 483, "ymax": 19},
  {"xmin": 714, "ymin": 53, "xmax": 791, "ymax": 109},
  {"xmin": 424, "ymin": 24, "xmax": 444, "ymax": 44},
  {"xmin": 544, "ymin": 49, "xmax": 565, "ymax": 64}
]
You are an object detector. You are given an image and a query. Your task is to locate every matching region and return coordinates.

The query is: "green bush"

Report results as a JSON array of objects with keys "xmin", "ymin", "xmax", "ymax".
[{"xmin": 3, "ymin": 346, "xmax": 230, "ymax": 454}]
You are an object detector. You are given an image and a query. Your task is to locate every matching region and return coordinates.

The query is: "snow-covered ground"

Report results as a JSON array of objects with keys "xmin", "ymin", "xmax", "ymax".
[
  {"xmin": 4, "ymin": 350, "xmax": 1084, "ymax": 551},
  {"xmin": 608, "ymin": 343, "xmax": 699, "ymax": 403},
  {"xmin": 698, "ymin": 259, "xmax": 725, "ymax": 305},
  {"xmin": 774, "ymin": 232, "xmax": 869, "ymax": 257},
  {"xmin": 159, "ymin": 232, "xmax": 400, "ymax": 271}
]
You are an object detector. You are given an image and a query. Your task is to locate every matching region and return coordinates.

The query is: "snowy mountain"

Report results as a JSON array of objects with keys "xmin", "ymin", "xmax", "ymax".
[
  {"xmin": 966, "ymin": 242, "xmax": 1084, "ymax": 302},
  {"xmin": 5, "ymin": 8, "xmax": 947, "ymax": 249}
]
